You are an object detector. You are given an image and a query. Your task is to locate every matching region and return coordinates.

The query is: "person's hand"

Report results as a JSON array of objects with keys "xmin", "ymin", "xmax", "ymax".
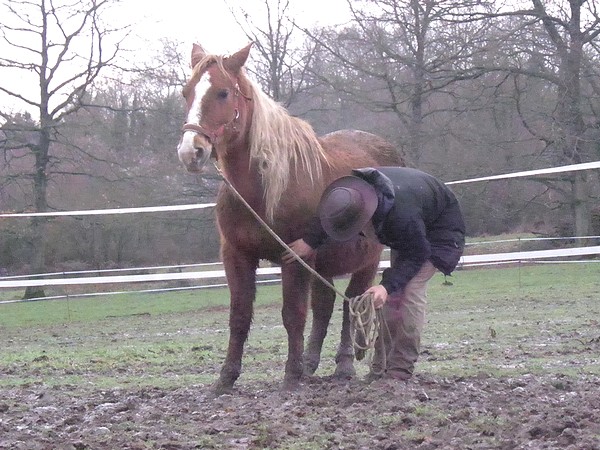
[
  {"xmin": 282, "ymin": 239, "xmax": 316, "ymax": 264},
  {"xmin": 364, "ymin": 285, "xmax": 388, "ymax": 309}
]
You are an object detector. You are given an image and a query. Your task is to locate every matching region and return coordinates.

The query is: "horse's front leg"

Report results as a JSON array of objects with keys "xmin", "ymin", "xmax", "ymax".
[
  {"xmin": 280, "ymin": 263, "xmax": 312, "ymax": 390},
  {"xmin": 214, "ymin": 244, "xmax": 258, "ymax": 395}
]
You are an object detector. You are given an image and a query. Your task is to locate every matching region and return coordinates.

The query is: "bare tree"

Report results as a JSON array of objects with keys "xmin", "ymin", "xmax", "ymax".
[
  {"xmin": 300, "ymin": 0, "xmax": 496, "ymax": 165},
  {"xmin": 299, "ymin": 0, "xmax": 599, "ymax": 236},
  {"xmin": 466, "ymin": 0, "xmax": 600, "ymax": 238},
  {"xmin": 0, "ymin": 0, "xmax": 127, "ymax": 298},
  {"xmin": 226, "ymin": 0, "xmax": 318, "ymax": 106},
  {"xmin": 529, "ymin": 0, "xmax": 600, "ymax": 238}
]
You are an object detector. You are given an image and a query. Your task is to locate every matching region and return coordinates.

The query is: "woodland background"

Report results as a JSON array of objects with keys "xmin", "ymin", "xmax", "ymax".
[{"xmin": 1, "ymin": 0, "xmax": 600, "ymax": 298}]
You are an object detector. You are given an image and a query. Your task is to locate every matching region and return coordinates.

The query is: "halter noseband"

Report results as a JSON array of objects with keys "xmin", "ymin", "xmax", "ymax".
[{"xmin": 181, "ymin": 82, "xmax": 249, "ymax": 144}]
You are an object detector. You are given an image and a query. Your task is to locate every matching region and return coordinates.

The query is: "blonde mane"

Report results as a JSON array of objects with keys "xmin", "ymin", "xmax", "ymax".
[
  {"xmin": 246, "ymin": 77, "xmax": 330, "ymax": 220},
  {"xmin": 192, "ymin": 54, "xmax": 329, "ymax": 221}
]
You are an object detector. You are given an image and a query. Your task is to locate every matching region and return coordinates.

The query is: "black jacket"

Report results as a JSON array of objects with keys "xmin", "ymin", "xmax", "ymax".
[{"xmin": 305, "ymin": 167, "xmax": 466, "ymax": 295}]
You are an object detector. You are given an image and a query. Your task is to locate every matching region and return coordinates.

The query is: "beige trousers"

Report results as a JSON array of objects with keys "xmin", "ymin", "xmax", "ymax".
[{"xmin": 371, "ymin": 260, "xmax": 437, "ymax": 378}]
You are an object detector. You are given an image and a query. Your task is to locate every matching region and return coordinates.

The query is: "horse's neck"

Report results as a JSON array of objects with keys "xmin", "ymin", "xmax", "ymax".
[{"xmin": 219, "ymin": 142, "xmax": 265, "ymax": 209}]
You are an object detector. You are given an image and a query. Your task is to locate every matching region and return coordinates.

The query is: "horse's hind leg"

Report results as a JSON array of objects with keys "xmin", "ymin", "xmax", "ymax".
[
  {"xmin": 303, "ymin": 276, "xmax": 336, "ymax": 376},
  {"xmin": 333, "ymin": 262, "xmax": 379, "ymax": 378}
]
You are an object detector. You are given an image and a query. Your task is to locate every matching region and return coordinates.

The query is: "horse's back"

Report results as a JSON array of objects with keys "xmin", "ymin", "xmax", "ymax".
[{"xmin": 319, "ymin": 129, "xmax": 405, "ymax": 170}]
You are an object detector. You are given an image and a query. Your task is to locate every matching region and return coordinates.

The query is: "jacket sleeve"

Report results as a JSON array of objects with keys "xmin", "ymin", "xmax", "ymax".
[
  {"xmin": 302, "ymin": 216, "xmax": 329, "ymax": 249},
  {"xmin": 380, "ymin": 217, "xmax": 431, "ymax": 295}
]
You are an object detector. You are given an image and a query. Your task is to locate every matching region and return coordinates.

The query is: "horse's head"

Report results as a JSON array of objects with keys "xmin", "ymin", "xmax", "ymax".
[{"xmin": 177, "ymin": 43, "xmax": 253, "ymax": 172}]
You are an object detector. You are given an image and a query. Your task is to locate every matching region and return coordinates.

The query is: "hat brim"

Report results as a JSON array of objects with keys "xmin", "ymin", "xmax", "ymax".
[{"xmin": 318, "ymin": 175, "xmax": 378, "ymax": 241}]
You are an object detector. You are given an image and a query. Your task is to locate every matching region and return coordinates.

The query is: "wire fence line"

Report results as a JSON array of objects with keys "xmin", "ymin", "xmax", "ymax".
[
  {"xmin": 1, "ymin": 235, "xmax": 599, "ymax": 283},
  {"xmin": 1, "ymin": 161, "xmax": 598, "ymax": 218},
  {"xmin": 0, "ymin": 203, "xmax": 217, "ymax": 218},
  {"xmin": 1, "ymin": 249, "xmax": 598, "ymax": 305},
  {"xmin": 464, "ymin": 235, "xmax": 600, "ymax": 246},
  {"xmin": 0, "ymin": 279, "xmax": 283, "ymax": 305},
  {"xmin": 1, "ymin": 161, "xmax": 599, "ymax": 303},
  {"xmin": 1, "ymin": 243, "xmax": 599, "ymax": 289},
  {"xmin": 0, "ymin": 262, "xmax": 224, "ymax": 280}
]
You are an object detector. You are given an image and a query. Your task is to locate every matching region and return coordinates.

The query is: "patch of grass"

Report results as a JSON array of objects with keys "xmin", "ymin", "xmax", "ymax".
[
  {"xmin": 0, "ymin": 290, "xmax": 201, "ymax": 326},
  {"xmin": 0, "ymin": 263, "xmax": 598, "ymax": 390},
  {"xmin": 194, "ymin": 436, "xmax": 220, "ymax": 449},
  {"xmin": 463, "ymin": 232, "xmax": 542, "ymax": 254},
  {"xmin": 0, "ymin": 283, "xmax": 285, "ymax": 327},
  {"xmin": 0, "ymin": 289, "xmax": 22, "ymax": 301},
  {"xmin": 469, "ymin": 414, "xmax": 508, "ymax": 437},
  {"xmin": 279, "ymin": 438, "xmax": 333, "ymax": 450},
  {"xmin": 420, "ymin": 263, "xmax": 600, "ymax": 378},
  {"xmin": 399, "ymin": 427, "xmax": 430, "ymax": 444}
]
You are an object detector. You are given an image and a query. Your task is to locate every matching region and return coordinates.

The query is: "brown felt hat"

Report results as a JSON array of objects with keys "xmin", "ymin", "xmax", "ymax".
[{"xmin": 318, "ymin": 175, "xmax": 378, "ymax": 241}]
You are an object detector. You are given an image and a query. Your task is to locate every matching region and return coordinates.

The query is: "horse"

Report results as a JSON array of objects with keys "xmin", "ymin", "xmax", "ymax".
[{"xmin": 176, "ymin": 43, "xmax": 404, "ymax": 393}]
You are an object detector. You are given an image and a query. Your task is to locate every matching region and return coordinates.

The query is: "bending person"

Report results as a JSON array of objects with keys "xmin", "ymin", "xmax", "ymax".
[{"xmin": 282, "ymin": 167, "xmax": 466, "ymax": 381}]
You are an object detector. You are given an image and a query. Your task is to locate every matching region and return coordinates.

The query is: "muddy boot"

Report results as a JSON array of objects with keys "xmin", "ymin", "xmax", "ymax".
[
  {"xmin": 364, "ymin": 298, "xmax": 401, "ymax": 382},
  {"xmin": 364, "ymin": 336, "xmax": 385, "ymax": 383}
]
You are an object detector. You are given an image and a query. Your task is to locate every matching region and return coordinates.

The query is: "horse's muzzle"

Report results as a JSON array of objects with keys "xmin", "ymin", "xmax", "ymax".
[{"xmin": 177, "ymin": 133, "xmax": 213, "ymax": 172}]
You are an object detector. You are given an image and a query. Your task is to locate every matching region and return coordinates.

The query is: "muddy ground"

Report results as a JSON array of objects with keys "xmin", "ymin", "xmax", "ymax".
[
  {"xmin": 1, "ymin": 264, "xmax": 600, "ymax": 449},
  {"xmin": 1, "ymin": 364, "xmax": 599, "ymax": 449}
]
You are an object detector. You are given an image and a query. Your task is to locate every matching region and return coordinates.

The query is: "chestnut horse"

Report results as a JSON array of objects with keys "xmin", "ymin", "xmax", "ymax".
[{"xmin": 177, "ymin": 43, "xmax": 404, "ymax": 393}]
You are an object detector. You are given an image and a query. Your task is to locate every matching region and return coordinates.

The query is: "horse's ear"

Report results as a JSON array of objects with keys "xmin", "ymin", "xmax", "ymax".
[
  {"xmin": 191, "ymin": 43, "xmax": 206, "ymax": 68},
  {"xmin": 224, "ymin": 42, "xmax": 253, "ymax": 73}
]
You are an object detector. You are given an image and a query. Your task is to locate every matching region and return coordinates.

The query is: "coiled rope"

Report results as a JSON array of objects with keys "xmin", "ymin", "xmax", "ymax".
[
  {"xmin": 347, "ymin": 291, "xmax": 377, "ymax": 360},
  {"xmin": 213, "ymin": 162, "xmax": 383, "ymax": 358}
]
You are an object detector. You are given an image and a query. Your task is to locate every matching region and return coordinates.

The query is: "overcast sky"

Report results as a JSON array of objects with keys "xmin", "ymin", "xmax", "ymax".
[
  {"xmin": 0, "ymin": 0, "xmax": 351, "ymax": 116},
  {"xmin": 123, "ymin": 0, "xmax": 352, "ymax": 54}
]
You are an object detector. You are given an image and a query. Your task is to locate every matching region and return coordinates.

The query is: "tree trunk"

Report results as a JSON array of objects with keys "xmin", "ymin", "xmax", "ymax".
[
  {"xmin": 549, "ymin": 0, "xmax": 591, "ymax": 243},
  {"xmin": 23, "ymin": 131, "xmax": 50, "ymax": 299},
  {"xmin": 572, "ymin": 172, "xmax": 590, "ymax": 245}
]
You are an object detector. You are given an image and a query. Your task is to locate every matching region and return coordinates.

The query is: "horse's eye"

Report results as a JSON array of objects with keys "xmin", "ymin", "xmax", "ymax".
[{"xmin": 217, "ymin": 89, "xmax": 229, "ymax": 100}]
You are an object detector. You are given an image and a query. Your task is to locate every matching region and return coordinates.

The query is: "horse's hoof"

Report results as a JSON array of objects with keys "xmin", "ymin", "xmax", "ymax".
[
  {"xmin": 213, "ymin": 379, "xmax": 234, "ymax": 396},
  {"xmin": 281, "ymin": 377, "xmax": 302, "ymax": 391},
  {"xmin": 303, "ymin": 360, "xmax": 319, "ymax": 376},
  {"xmin": 333, "ymin": 362, "xmax": 356, "ymax": 379},
  {"xmin": 355, "ymin": 348, "xmax": 366, "ymax": 361}
]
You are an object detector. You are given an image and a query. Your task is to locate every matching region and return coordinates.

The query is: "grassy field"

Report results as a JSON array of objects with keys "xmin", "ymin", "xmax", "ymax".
[
  {"xmin": 1, "ymin": 262, "xmax": 599, "ymax": 449},
  {"xmin": 1, "ymin": 262, "xmax": 599, "ymax": 390}
]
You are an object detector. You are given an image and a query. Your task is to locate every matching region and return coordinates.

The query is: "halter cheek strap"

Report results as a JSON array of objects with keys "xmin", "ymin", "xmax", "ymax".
[
  {"xmin": 181, "ymin": 122, "xmax": 227, "ymax": 144},
  {"xmin": 181, "ymin": 84, "xmax": 246, "ymax": 144}
]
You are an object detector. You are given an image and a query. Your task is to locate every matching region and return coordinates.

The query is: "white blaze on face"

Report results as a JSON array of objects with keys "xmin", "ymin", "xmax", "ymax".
[{"xmin": 177, "ymin": 71, "xmax": 212, "ymax": 168}]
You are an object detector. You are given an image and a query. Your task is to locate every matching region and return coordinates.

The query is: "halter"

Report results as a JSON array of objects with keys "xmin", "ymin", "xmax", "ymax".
[{"xmin": 181, "ymin": 81, "xmax": 251, "ymax": 144}]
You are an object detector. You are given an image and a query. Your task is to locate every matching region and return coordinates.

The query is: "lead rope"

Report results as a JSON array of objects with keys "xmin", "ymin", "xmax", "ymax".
[{"xmin": 212, "ymin": 161, "xmax": 386, "ymax": 367}]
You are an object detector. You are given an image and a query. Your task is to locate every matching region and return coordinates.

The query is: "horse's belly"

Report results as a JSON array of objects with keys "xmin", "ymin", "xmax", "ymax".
[{"xmin": 315, "ymin": 238, "xmax": 383, "ymax": 278}]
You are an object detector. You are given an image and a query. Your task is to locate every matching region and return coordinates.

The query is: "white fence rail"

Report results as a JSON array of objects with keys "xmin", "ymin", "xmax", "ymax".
[
  {"xmin": 1, "ymin": 244, "xmax": 599, "ymax": 289},
  {"xmin": 1, "ymin": 161, "xmax": 598, "ymax": 218},
  {"xmin": 1, "ymin": 161, "xmax": 599, "ymax": 300}
]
